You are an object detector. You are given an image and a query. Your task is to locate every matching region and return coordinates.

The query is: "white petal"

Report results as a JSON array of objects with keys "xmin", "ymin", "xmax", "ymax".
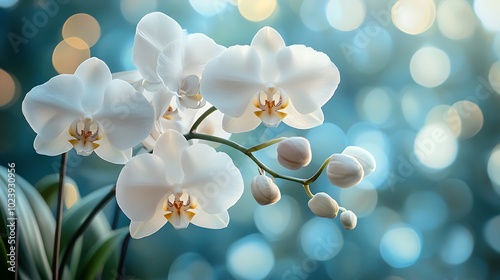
[
  {"xmin": 166, "ymin": 210, "xmax": 194, "ymax": 229},
  {"xmin": 93, "ymin": 79, "xmax": 154, "ymax": 150},
  {"xmin": 196, "ymin": 109, "xmax": 232, "ymax": 141},
  {"xmin": 129, "ymin": 217, "xmax": 168, "ymax": 239},
  {"xmin": 22, "ymin": 75, "xmax": 84, "ymax": 140},
  {"xmin": 276, "ymin": 45, "xmax": 340, "ymax": 114},
  {"xmin": 112, "ymin": 70, "xmax": 145, "ymax": 92},
  {"xmin": 191, "ymin": 209, "xmax": 229, "ymax": 229},
  {"xmin": 94, "ymin": 132, "xmax": 132, "ymax": 164},
  {"xmin": 250, "ymin": 26, "xmax": 284, "ymax": 80},
  {"xmin": 129, "ymin": 199, "xmax": 168, "ymax": 239},
  {"xmin": 282, "ymin": 102, "xmax": 324, "ymax": 129},
  {"xmin": 222, "ymin": 101, "xmax": 261, "ymax": 133},
  {"xmin": 144, "ymin": 87, "xmax": 177, "ymax": 120},
  {"xmin": 183, "ymin": 33, "xmax": 226, "ymax": 78},
  {"xmin": 33, "ymin": 131, "xmax": 73, "ymax": 156},
  {"xmin": 157, "ymin": 39, "xmax": 183, "ymax": 92},
  {"xmin": 133, "ymin": 12, "xmax": 183, "ymax": 83},
  {"xmin": 74, "ymin": 57, "xmax": 112, "ymax": 113},
  {"xmin": 153, "ymin": 130, "xmax": 188, "ymax": 185},
  {"xmin": 116, "ymin": 153, "xmax": 169, "ymax": 221},
  {"xmin": 181, "ymin": 144, "xmax": 244, "ymax": 214},
  {"xmin": 200, "ymin": 46, "xmax": 263, "ymax": 118}
]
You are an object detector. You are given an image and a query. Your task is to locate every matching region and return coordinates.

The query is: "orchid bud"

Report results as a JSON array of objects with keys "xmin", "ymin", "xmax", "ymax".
[
  {"xmin": 251, "ymin": 175, "xmax": 281, "ymax": 205},
  {"xmin": 326, "ymin": 154, "xmax": 364, "ymax": 188},
  {"xmin": 340, "ymin": 210, "xmax": 357, "ymax": 230},
  {"xmin": 308, "ymin": 192, "xmax": 339, "ymax": 218},
  {"xmin": 277, "ymin": 137, "xmax": 312, "ymax": 170},
  {"xmin": 342, "ymin": 146, "xmax": 376, "ymax": 177}
]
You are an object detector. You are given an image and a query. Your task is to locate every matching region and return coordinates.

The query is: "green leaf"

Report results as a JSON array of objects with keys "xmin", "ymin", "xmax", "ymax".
[
  {"xmin": 0, "ymin": 166, "xmax": 52, "ymax": 279},
  {"xmin": 60, "ymin": 184, "xmax": 114, "ymax": 258},
  {"xmin": 0, "ymin": 234, "xmax": 11, "ymax": 279},
  {"xmin": 76, "ymin": 228, "xmax": 128, "ymax": 280}
]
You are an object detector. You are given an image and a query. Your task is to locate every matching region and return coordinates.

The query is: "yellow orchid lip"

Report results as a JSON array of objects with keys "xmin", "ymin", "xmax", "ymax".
[
  {"xmin": 163, "ymin": 193, "xmax": 198, "ymax": 228},
  {"xmin": 68, "ymin": 115, "xmax": 102, "ymax": 156}
]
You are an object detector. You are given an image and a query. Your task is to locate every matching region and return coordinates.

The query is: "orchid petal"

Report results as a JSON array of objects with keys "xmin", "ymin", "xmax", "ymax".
[
  {"xmin": 22, "ymin": 75, "xmax": 84, "ymax": 142},
  {"xmin": 94, "ymin": 79, "xmax": 154, "ymax": 150},
  {"xmin": 250, "ymin": 26, "xmax": 284, "ymax": 80},
  {"xmin": 183, "ymin": 33, "xmax": 226, "ymax": 78},
  {"xmin": 200, "ymin": 46, "xmax": 263, "ymax": 118},
  {"xmin": 33, "ymin": 131, "xmax": 73, "ymax": 156},
  {"xmin": 153, "ymin": 130, "xmax": 188, "ymax": 185},
  {"xmin": 116, "ymin": 153, "xmax": 169, "ymax": 221},
  {"xmin": 133, "ymin": 12, "xmax": 183, "ymax": 84},
  {"xmin": 191, "ymin": 210, "xmax": 229, "ymax": 229},
  {"xmin": 222, "ymin": 100, "xmax": 261, "ymax": 133},
  {"xmin": 181, "ymin": 144, "xmax": 244, "ymax": 214},
  {"xmin": 143, "ymin": 87, "xmax": 177, "ymax": 120},
  {"xmin": 112, "ymin": 70, "xmax": 145, "ymax": 92},
  {"xmin": 276, "ymin": 45, "xmax": 340, "ymax": 114},
  {"xmin": 129, "ymin": 216, "xmax": 168, "ymax": 239},
  {"xmin": 94, "ymin": 132, "xmax": 132, "ymax": 164},
  {"xmin": 282, "ymin": 103, "xmax": 324, "ymax": 129},
  {"xmin": 74, "ymin": 57, "xmax": 112, "ymax": 113},
  {"xmin": 157, "ymin": 39, "xmax": 184, "ymax": 92}
]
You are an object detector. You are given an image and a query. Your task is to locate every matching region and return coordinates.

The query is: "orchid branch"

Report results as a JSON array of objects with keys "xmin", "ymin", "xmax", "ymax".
[{"xmin": 52, "ymin": 152, "xmax": 67, "ymax": 280}]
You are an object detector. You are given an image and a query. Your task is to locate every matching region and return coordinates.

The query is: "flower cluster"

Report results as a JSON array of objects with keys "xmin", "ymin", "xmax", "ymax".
[{"xmin": 22, "ymin": 12, "xmax": 375, "ymax": 238}]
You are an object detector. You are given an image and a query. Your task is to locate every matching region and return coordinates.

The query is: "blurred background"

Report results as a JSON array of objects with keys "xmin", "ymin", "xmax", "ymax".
[{"xmin": 1, "ymin": 0, "xmax": 500, "ymax": 279}]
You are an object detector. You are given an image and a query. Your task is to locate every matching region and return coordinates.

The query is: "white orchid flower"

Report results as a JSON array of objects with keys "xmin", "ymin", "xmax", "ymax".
[
  {"xmin": 22, "ymin": 57, "xmax": 154, "ymax": 164},
  {"xmin": 200, "ymin": 26, "xmax": 341, "ymax": 133},
  {"xmin": 116, "ymin": 129, "xmax": 244, "ymax": 238},
  {"xmin": 133, "ymin": 12, "xmax": 226, "ymax": 112}
]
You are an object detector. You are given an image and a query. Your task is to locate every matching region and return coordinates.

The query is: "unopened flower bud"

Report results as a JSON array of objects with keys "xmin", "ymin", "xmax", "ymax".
[
  {"xmin": 340, "ymin": 210, "xmax": 357, "ymax": 230},
  {"xmin": 342, "ymin": 146, "xmax": 376, "ymax": 177},
  {"xmin": 277, "ymin": 137, "xmax": 312, "ymax": 170},
  {"xmin": 308, "ymin": 192, "xmax": 339, "ymax": 218},
  {"xmin": 251, "ymin": 175, "xmax": 281, "ymax": 205},
  {"xmin": 326, "ymin": 154, "xmax": 364, "ymax": 188}
]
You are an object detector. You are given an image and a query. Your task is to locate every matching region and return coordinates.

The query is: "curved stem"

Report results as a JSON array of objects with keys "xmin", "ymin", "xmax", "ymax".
[
  {"xmin": 189, "ymin": 106, "xmax": 217, "ymax": 133},
  {"xmin": 305, "ymin": 156, "xmax": 332, "ymax": 185},
  {"xmin": 58, "ymin": 186, "xmax": 116, "ymax": 279},
  {"xmin": 184, "ymin": 133, "xmax": 305, "ymax": 185},
  {"xmin": 303, "ymin": 184, "xmax": 314, "ymax": 198},
  {"xmin": 247, "ymin": 137, "xmax": 286, "ymax": 153},
  {"xmin": 52, "ymin": 152, "xmax": 67, "ymax": 280},
  {"xmin": 117, "ymin": 234, "xmax": 131, "ymax": 278},
  {"xmin": 111, "ymin": 201, "xmax": 120, "ymax": 230}
]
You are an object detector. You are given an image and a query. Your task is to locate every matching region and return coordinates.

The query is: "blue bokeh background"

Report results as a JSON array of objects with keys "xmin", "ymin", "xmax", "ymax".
[{"xmin": 1, "ymin": 0, "xmax": 500, "ymax": 279}]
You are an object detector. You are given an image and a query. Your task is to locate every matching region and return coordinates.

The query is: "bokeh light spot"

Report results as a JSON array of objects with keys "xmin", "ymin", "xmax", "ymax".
[
  {"xmin": 254, "ymin": 196, "xmax": 300, "ymax": 241},
  {"xmin": 487, "ymin": 145, "xmax": 500, "ymax": 197},
  {"xmin": 300, "ymin": 218, "xmax": 343, "ymax": 261},
  {"xmin": 0, "ymin": 69, "xmax": 16, "ymax": 108},
  {"xmin": 414, "ymin": 122, "xmax": 458, "ymax": 169},
  {"xmin": 120, "ymin": 0, "xmax": 157, "ymax": 24},
  {"xmin": 227, "ymin": 235, "xmax": 274, "ymax": 280},
  {"xmin": 410, "ymin": 47, "xmax": 451, "ymax": 88},
  {"xmin": 403, "ymin": 191, "xmax": 448, "ymax": 231},
  {"xmin": 484, "ymin": 215, "xmax": 500, "ymax": 253},
  {"xmin": 339, "ymin": 181, "xmax": 378, "ymax": 217},
  {"xmin": 488, "ymin": 60, "xmax": 500, "ymax": 94},
  {"xmin": 380, "ymin": 225, "xmax": 421, "ymax": 268},
  {"xmin": 392, "ymin": 0, "xmax": 436, "ymax": 35},
  {"xmin": 437, "ymin": 0, "xmax": 475, "ymax": 40},
  {"xmin": 238, "ymin": 0, "xmax": 276, "ymax": 22},
  {"xmin": 189, "ymin": 0, "xmax": 227, "ymax": 16},
  {"xmin": 52, "ymin": 37, "xmax": 90, "ymax": 74},
  {"xmin": 0, "ymin": 0, "xmax": 17, "ymax": 8},
  {"xmin": 169, "ymin": 253, "xmax": 215, "ymax": 280},
  {"xmin": 439, "ymin": 225, "xmax": 474, "ymax": 265},
  {"xmin": 357, "ymin": 87, "xmax": 393, "ymax": 125},
  {"xmin": 326, "ymin": 0, "xmax": 366, "ymax": 31},
  {"xmin": 300, "ymin": 0, "xmax": 330, "ymax": 31},
  {"xmin": 474, "ymin": 0, "xmax": 500, "ymax": 31},
  {"xmin": 448, "ymin": 100, "xmax": 483, "ymax": 139},
  {"xmin": 62, "ymin": 13, "xmax": 101, "ymax": 48}
]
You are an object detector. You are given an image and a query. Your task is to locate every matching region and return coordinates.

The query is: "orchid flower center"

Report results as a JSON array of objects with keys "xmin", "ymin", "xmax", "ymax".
[
  {"xmin": 178, "ymin": 75, "xmax": 205, "ymax": 109},
  {"xmin": 163, "ymin": 192, "xmax": 198, "ymax": 229},
  {"xmin": 68, "ymin": 114, "xmax": 101, "ymax": 156},
  {"xmin": 162, "ymin": 105, "xmax": 181, "ymax": 121},
  {"xmin": 254, "ymin": 84, "xmax": 289, "ymax": 127}
]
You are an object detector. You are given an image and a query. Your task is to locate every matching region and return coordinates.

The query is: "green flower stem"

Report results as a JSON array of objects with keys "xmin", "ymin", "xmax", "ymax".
[
  {"xmin": 304, "ymin": 156, "xmax": 332, "ymax": 185},
  {"xmin": 339, "ymin": 206, "xmax": 347, "ymax": 213},
  {"xmin": 184, "ymin": 133, "xmax": 310, "ymax": 186},
  {"xmin": 189, "ymin": 106, "xmax": 217, "ymax": 133},
  {"xmin": 246, "ymin": 137, "xmax": 287, "ymax": 153},
  {"xmin": 303, "ymin": 184, "xmax": 314, "ymax": 198},
  {"xmin": 117, "ymin": 234, "xmax": 131, "ymax": 278},
  {"xmin": 53, "ymin": 152, "xmax": 67, "ymax": 280},
  {"xmin": 58, "ymin": 185, "xmax": 116, "ymax": 279}
]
